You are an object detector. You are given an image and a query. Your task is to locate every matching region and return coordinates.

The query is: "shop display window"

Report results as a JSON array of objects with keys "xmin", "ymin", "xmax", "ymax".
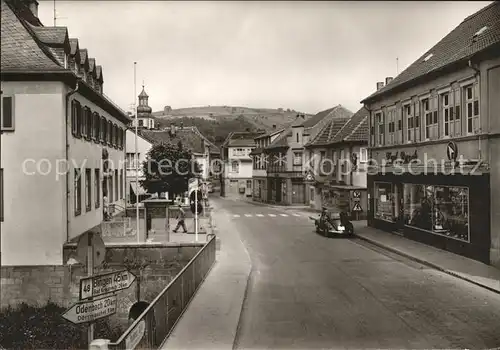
[
  {"xmin": 374, "ymin": 182, "xmax": 394, "ymax": 221},
  {"xmin": 404, "ymin": 184, "xmax": 469, "ymax": 242}
]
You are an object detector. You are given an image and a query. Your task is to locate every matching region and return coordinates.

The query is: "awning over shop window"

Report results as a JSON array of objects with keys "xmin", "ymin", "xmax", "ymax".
[{"xmin": 130, "ymin": 182, "xmax": 147, "ymax": 196}]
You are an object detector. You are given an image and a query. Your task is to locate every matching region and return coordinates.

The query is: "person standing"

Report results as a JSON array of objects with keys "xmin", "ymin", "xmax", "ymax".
[{"xmin": 173, "ymin": 204, "xmax": 188, "ymax": 233}]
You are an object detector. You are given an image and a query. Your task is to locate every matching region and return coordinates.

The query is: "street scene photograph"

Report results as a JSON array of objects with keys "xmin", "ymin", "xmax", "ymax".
[{"xmin": 1, "ymin": 0, "xmax": 500, "ymax": 349}]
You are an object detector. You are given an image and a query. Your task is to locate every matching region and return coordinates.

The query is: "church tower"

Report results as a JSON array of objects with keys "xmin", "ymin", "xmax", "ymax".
[{"xmin": 135, "ymin": 84, "xmax": 155, "ymax": 129}]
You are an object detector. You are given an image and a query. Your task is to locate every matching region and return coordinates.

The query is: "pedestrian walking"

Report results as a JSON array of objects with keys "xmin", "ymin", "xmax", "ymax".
[{"xmin": 173, "ymin": 204, "xmax": 188, "ymax": 233}]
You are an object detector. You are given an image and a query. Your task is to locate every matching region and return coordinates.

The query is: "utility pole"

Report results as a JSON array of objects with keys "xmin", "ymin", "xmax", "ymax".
[
  {"xmin": 396, "ymin": 57, "xmax": 399, "ymax": 75},
  {"xmin": 134, "ymin": 62, "xmax": 140, "ymax": 243},
  {"xmin": 53, "ymin": 0, "xmax": 56, "ymax": 26}
]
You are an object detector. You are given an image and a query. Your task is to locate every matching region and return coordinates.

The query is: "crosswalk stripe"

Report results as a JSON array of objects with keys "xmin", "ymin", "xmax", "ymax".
[
  {"xmin": 292, "ymin": 213, "xmax": 301, "ymax": 217},
  {"xmin": 244, "ymin": 214, "xmax": 252, "ymax": 217},
  {"xmin": 233, "ymin": 214, "xmax": 240, "ymax": 217},
  {"xmin": 268, "ymin": 214, "xmax": 276, "ymax": 217},
  {"xmin": 280, "ymin": 214, "xmax": 288, "ymax": 217},
  {"xmin": 256, "ymin": 214, "xmax": 264, "ymax": 217}
]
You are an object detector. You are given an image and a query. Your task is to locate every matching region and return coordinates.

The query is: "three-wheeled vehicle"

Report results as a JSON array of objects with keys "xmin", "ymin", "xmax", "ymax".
[{"xmin": 310, "ymin": 208, "xmax": 354, "ymax": 237}]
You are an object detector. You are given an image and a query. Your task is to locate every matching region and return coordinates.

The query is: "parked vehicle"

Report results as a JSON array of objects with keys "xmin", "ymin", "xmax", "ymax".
[{"xmin": 310, "ymin": 209, "xmax": 354, "ymax": 237}]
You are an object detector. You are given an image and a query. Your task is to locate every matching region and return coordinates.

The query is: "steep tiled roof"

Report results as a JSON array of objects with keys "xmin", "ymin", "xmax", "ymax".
[
  {"xmin": 306, "ymin": 118, "xmax": 351, "ymax": 147},
  {"xmin": 140, "ymin": 126, "xmax": 219, "ymax": 154},
  {"xmin": 222, "ymin": 131, "xmax": 263, "ymax": 148},
  {"xmin": 301, "ymin": 105, "xmax": 353, "ymax": 128},
  {"xmin": 255, "ymin": 128, "xmax": 284, "ymax": 139},
  {"xmin": 331, "ymin": 107, "xmax": 369, "ymax": 143},
  {"xmin": 1, "ymin": 1, "xmax": 64, "ymax": 71},
  {"xmin": 307, "ymin": 107, "xmax": 369, "ymax": 147},
  {"xmin": 30, "ymin": 25, "xmax": 68, "ymax": 45},
  {"xmin": 362, "ymin": 2, "xmax": 500, "ymax": 103}
]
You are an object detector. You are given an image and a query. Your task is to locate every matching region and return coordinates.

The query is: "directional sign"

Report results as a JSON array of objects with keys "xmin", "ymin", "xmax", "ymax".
[
  {"xmin": 125, "ymin": 320, "xmax": 146, "ymax": 350},
  {"xmin": 80, "ymin": 269, "xmax": 136, "ymax": 300},
  {"xmin": 62, "ymin": 294, "xmax": 117, "ymax": 324},
  {"xmin": 352, "ymin": 190, "xmax": 361, "ymax": 199},
  {"xmin": 446, "ymin": 141, "xmax": 458, "ymax": 161},
  {"xmin": 352, "ymin": 202, "xmax": 363, "ymax": 212}
]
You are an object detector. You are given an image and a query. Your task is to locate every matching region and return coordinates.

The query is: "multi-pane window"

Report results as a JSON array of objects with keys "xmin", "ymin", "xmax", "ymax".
[
  {"xmin": 107, "ymin": 121, "xmax": 112, "ymax": 144},
  {"xmin": 81, "ymin": 106, "xmax": 88, "ymax": 139},
  {"xmin": 414, "ymin": 101, "xmax": 420, "ymax": 142},
  {"xmin": 360, "ymin": 147, "xmax": 368, "ymax": 162},
  {"xmin": 93, "ymin": 112, "xmax": 100, "ymax": 141},
  {"xmin": 397, "ymin": 107, "xmax": 403, "ymax": 144},
  {"xmin": 231, "ymin": 161, "xmax": 239, "ymax": 173},
  {"xmin": 74, "ymin": 169, "xmax": 82, "ymax": 216},
  {"xmin": 423, "ymin": 97, "xmax": 438, "ymax": 140},
  {"xmin": 71, "ymin": 100, "xmax": 79, "ymax": 135},
  {"xmin": 109, "ymin": 175, "xmax": 114, "ymax": 202},
  {"xmin": 293, "ymin": 152, "xmax": 302, "ymax": 165},
  {"xmin": 85, "ymin": 169, "xmax": 92, "ymax": 212},
  {"xmin": 387, "ymin": 108, "xmax": 395, "ymax": 145},
  {"xmin": 404, "ymin": 104, "xmax": 414, "ymax": 142},
  {"xmin": 441, "ymin": 92, "xmax": 454, "ymax": 137},
  {"xmin": 86, "ymin": 108, "xmax": 92, "ymax": 140},
  {"xmin": 100, "ymin": 117, "xmax": 106, "ymax": 143},
  {"xmin": 376, "ymin": 112, "xmax": 384, "ymax": 146},
  {"xmin": 464, "ymin": 83, "xmax": 480, "ymax": 134},
  {"xmin": 95, "ymin": 169, "xmax": 100, "ymax": 208}
]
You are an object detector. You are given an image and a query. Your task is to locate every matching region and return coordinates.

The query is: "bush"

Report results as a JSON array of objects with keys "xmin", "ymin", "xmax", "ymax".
[{"xmin": 0, "ymin": 301, "xmax": 124, "ymax": 349}]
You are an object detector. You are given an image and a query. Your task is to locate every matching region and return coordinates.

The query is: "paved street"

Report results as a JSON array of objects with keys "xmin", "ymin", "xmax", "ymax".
[{"xmin": 212, "ymin": 197, "xmax": 500, "ymax": 349}]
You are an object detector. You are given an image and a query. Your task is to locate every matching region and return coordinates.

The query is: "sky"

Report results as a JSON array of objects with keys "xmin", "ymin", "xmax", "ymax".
[{"xmin": 38, "ymin": 1, "xmax": 492, "ymax": 115}]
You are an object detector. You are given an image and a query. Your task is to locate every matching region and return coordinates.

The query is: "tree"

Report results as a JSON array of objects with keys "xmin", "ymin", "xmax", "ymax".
[{"xmin": 140, "ymin": 142, "xmax": 201, "ymax": 198}]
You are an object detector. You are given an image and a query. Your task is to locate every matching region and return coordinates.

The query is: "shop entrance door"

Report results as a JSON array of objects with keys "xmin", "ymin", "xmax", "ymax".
[{"xmin": 394, "ymin": 183, "xmax": 404, "ymax": 231}]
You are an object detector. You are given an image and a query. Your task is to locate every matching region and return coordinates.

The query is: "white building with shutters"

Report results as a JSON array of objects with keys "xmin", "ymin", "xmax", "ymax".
[{"xmin": 0, "ymin": 0, "xmax": 130, "ymax": 266}]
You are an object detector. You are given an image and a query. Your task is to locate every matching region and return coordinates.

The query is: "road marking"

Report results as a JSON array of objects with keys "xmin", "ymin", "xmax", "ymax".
[
  {"xmin": 280, "ymin": 214, "xmax": 288, "ymax": 217},
  {"xmin": 256, "ymin": 214, "xmax": 264, "ymax": 217},
  {"xmin": 244, "ymin": 214, "xmax": 252, "ymax": 217},
  {"xmin": 292, "ymin": 213, "xmax": 302, "ymax": 217},
  {"xmin": 233, "ymin": 214, "xmax": 240, "ymax": 217},
  {"xmin": 268, "ymin": 214, "xmax": 276, "ymax": 217}
]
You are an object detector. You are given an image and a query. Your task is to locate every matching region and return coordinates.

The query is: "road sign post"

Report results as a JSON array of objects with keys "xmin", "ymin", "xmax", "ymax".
[
  {"xmin": 62, "ymin": 294, "xmax": 117, "ymax": 325},
  {"xmin": 87, "ymin": 233, "xmax": 94, "ymax": 343},
  {"xmin": 80, "ymin": 269, "xmax": 137, "ymax": 300}
]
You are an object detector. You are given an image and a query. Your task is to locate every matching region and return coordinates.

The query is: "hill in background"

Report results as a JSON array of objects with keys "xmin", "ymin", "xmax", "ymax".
[{"xmin": 151, "ymin": 105, "xmax": 312, "ymax": 146}]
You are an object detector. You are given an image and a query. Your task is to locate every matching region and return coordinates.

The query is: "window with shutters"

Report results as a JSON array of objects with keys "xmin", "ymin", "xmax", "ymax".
[
  {"xmin": 376, "ymin": 112, "xmax": 384, "ymax": 146},
  {"xmin": 115, "ymin": 169, "xmax": 119, "ymax": 200},
  {"xmin": 423, "ymin": 96, "xmax": 438, "ymax": 140},
  {"xmin": 94, "ymin": 112, "xmax": 100, "ymax": 141},
  {"xmin": 387, "ymin": 108, "xmax": 395, "ymax": 145},
  {"xmin": 86, "ymin": 108, "xmax": 93, "ymax": 140},
  {"xmin": 71, "ymin": 100, "xmax": 78, "ymax": 135},
  {"xmin": 452, "ymin": 88, "xmax": 462, "ymax": 136},
  {"xmin": 100, "ymin": 117, "xmax": 106, "ymax": 143},
  {"xmin": 369, "ymin": 113, "xmax": 375, "ymax": 147},
  {"xmin": 95, "ymin": 169, "xmax": 100, "ymax": 208},
  {"xmin": 1, "ymin": 96, "xmax": 15, "ymax": 131},
  {"xmin": 76, "ymin": 103, "xmax": 83, "ymax": 137},
  {"xmin": 74, "ymin": 168, "xmax": 82, "ymax": 216},
  {"xmin": 464, "ymin": 83, "xmax": 480, "ymax": 134},
  {"xmin": 81, "ymin": 106, "xmax": 87, "ymax": 138},
  {"xmin": 396, "ymin": 106, "xmax": 403, "ymax": 144},
  {"xmin": 108, "ymin": 121, "xmax": 112, "ymax": 144},
  {"xmin": 441, "ymin": 92, "xmax": 454, "ymax": 137},
  {"xmin": 404, "ymin": 104, "xmax": 414, "ymax": 142},
  {"xmin": 414, "ymin": 101, "xmax": 420, "ymax": 142},
  {"xmin": 85, "ymin": 168, "xmax": 92, "ymax": 212}
]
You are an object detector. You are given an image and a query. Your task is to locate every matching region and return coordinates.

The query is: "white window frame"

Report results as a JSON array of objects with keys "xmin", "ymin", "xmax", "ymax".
[
  {"xmin": 293, "ymin": 151, "xmax": 302, "ymax": 166},
  {"xmin": 359, "ymin": 147, "xmax": 368, "ymax": 163},
  {"xmin": 231, "ymin": 161, "xmax": 239, "ymax": 173},
  {"xmin": 1, "ymin": 95, "xmax": 15, "ymax": 131},
  {"xmin": 387, "ymin": 107, "xmax": 395, "ymax": 145},
  {"xmin": 464, "ymin": 83, "xmax": 480, "ymax": 135},
  {"xmin": 403, "ymin": 102, "xmax": 413, "ymax": 143},
  {"xmin": 441, "ymin": 91, "xmax": 453, "ymax": 138},
  {"xmin": 375, "ymin": 111, "xmax": 384, "ymax": 146}
]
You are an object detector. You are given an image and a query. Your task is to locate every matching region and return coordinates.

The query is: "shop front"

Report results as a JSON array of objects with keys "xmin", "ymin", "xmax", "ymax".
[{"xmin": 253, "ymin": 178, "xmax": 266, "ymax": 202}]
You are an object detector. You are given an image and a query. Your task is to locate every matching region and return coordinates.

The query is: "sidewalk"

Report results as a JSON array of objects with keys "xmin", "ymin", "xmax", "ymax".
[
  {"xmin": 241, "ymin": 197, "xmax": 316, "ymax": 211},
  {"xmin": 352, "ymin": 221, "xmax": 500, "ymax": 294},
  {"xmin": 161, "ymin": 200, "xmax": 252, "ymax": 350}
]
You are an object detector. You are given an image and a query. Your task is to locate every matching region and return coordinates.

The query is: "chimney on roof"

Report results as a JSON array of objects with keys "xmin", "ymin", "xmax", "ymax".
[
  {"xmin": 376, "ymin": 82, "xmax": 385, "ymax": 91},
  {"xmin": 25, "ymin": 0, "xmax": 39, "ymax": 17},
  {"xmin": 385, "ymin": 77, "xmax": 393, "ymax": 85},
  {"xmin": 272, "ymin": 124, "xmax": 276, "ymax": 129}
]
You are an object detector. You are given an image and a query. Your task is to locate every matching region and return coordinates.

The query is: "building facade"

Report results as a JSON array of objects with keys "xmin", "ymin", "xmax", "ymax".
[
  {"xmin": 221, "ymin": 132, "xmax": 262, "ymax": 198},
  {"xmin": 305, "ymin": 107, "xmax": 369, "ymax": 219},
  {"xmin": 260, "ymin": 107, "xmax": 353, "ymax": 205},
  {"xmin": 125, "ymin": 129, "xmax": 152, "ymax": 204},
  {"xmin": 251, "ymin": 126, "xmax": 284, "ymax": 202},
  {"xmin": 1, "ymin": 0, "xmax": 130, "ymax": 266},
  {"xmin": 361, "ymin": 2, "xmax": 500, "ymax": 266}
]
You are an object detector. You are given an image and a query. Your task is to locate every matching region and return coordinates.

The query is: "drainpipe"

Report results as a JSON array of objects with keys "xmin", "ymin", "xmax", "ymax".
[
  {"xmin": 65, "ymin": 80, "xmax": 80, "ymax": 242},
  {"xmin": 467, "ymin": 59, "xmax": 483, "ymax": 163}
]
